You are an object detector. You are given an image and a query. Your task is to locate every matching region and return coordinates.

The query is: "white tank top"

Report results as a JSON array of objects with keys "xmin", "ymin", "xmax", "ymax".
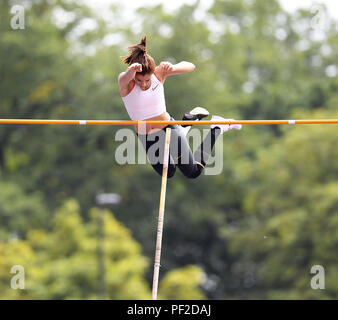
[{"xmin": 121, "ymin": 73, "xmax": 167, "ymax": 120}]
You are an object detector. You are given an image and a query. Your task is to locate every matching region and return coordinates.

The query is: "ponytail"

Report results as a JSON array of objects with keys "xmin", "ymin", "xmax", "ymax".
[{"xmin": 121, "ymin": 36, "xmax": 156, "ymax": 75}]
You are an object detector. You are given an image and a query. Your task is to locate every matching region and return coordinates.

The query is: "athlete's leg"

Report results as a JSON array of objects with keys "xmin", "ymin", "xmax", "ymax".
[
  {"xmin": 137, "ymin": 129, "xmax": 176, "ymax": 178},
  {"xmin": 173, "ymin": 114, "xmax": 242, "ymax": 179},
  {"xmin": 170, "ymin": 124, "xmax": 222, "ymax": 179}
]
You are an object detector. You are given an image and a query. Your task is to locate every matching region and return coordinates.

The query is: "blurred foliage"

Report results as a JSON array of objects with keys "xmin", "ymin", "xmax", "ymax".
[
  {"xmin": 158, "ymin": 265, "xmax": 206, "ymax": 300},
  {"xmin": 0, "ymin": 199, "xmax": 151, "ymax": 299},
  {"xmin": 0, "ymin": 199, "xmax": 204, "ymax": 299},
  {"xmin": 1, "ymin": 0, "xmax": 338, "ymax": 299}
]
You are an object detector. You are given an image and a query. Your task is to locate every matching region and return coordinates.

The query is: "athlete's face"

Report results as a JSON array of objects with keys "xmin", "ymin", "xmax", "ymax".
[{"xmin": 135, "ymin": 73, "xmax": 152, "ymax": 91}]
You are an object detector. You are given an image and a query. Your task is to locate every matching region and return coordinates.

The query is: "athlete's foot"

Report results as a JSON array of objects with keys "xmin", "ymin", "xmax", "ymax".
[
  {"xmin": 181, "ymin": 107, "xmax": 210, "ymax": 127},
  {"xmin": 210, "ymin": 115, "xmax": 242, "ymax": 133}
]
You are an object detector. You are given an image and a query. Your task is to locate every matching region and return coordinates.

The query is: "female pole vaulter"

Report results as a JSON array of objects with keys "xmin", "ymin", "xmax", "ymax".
[{"xmin": 118, "ymin": 36, "xmax": 242, "ymax": 179}]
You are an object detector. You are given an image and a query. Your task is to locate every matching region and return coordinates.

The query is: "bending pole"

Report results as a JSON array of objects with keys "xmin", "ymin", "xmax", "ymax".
[
  {"xmin": 152, "ymin": 128, "xmax": 171, "ymax": 301},
  {"xmin": 1, "ymin": 119, "xmax": 338, "ymax": 125}
]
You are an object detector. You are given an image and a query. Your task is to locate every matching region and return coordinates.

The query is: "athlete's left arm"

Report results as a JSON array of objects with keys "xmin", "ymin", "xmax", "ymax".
[{"xmin": 155, "ymin": 61, "xmax": 195, "ymax": 82}]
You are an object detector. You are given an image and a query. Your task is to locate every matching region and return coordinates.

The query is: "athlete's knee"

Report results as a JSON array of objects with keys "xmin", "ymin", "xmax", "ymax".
[
  {"xmin": 183, "ymin": 166, "xmax": 204, "ymax": 179},
  {"xmin": 185, "ymin": 171, "xmax": 201, "ymax": 179}
]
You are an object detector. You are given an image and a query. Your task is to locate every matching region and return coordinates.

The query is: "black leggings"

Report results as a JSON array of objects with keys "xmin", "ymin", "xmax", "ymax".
[{"xmin": 136, "ymin": 116, "xmax": 221, "ymax": 179}]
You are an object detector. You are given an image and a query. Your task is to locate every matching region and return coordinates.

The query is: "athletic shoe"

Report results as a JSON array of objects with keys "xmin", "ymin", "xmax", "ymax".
[
  {"xmin": 181, "ymin": 107, "xmax": 210, "ymax": 127},
  {"xmin": 210, "ymin": 115, "xmax": 242, "ymax": 133}
]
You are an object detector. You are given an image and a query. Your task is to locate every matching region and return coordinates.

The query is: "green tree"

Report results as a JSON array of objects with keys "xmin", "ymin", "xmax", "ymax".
[
  {"xmin": 0, "ymin": 199, "xmax": 151, "ymax": 299},
  {"xmin": 159, "ymin": 265, "xmax": 206, "ymax": 300},
  {"xmin": 225, "ymin": 110, "xmax": 338, "ymax": 299},
  {"xmin": 1, "ymin": 0, "xmax": 338, "ymax": 300},
  {"xmin": 0, "ymin": 180, "xmax": 49, "ymax": 240}
]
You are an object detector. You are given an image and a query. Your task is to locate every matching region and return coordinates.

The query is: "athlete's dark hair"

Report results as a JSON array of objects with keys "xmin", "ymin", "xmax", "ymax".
[{"xmin": 121, "ymin": 36, "xmax": 156, "ymax": 75}]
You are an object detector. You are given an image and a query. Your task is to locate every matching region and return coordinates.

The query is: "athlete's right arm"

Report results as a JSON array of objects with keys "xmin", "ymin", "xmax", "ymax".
[{"xmin": 118, "ymin": 63, "xmax": 142, "ymax": 88}]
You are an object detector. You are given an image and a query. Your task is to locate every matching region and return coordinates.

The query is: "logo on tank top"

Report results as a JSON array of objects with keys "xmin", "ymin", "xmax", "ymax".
[{"xmin": 152, "ymin": 84, "xmax": 159, "ymax": 91}]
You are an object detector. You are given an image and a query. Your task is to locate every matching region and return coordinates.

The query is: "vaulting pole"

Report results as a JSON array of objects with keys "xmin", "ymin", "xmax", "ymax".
[
  {"xmin": 1, "ymin": 119, "xmax": 338, "ymax": 125},
  {"xmin": 152, "ymin": 128, "xmax": 171, "ymax": 301}
]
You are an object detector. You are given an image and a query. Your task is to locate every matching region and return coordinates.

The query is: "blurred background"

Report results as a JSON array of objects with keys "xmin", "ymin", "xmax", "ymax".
[{"xmin": 1, "ymin": 0, "xmax": 338, "ymax": 299}]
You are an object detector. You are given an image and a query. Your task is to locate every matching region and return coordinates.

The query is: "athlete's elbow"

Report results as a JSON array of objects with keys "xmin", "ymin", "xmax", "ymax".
[
  {"xmin": 118, "ymin": 72, "xmax": 128, "ymax": 86},
  {"xmin": 118, "ymin": 71, "xmax": 126, "ymax": 80},
  {"xmin": 117, "ymin": 72, "xmax": 123, "ymax": 84}
]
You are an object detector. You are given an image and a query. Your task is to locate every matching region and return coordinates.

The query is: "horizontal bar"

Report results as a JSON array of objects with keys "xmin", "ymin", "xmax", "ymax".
[{"xmin": 1, "ymin": 119, "xmax": 338, "ymax": 125}]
